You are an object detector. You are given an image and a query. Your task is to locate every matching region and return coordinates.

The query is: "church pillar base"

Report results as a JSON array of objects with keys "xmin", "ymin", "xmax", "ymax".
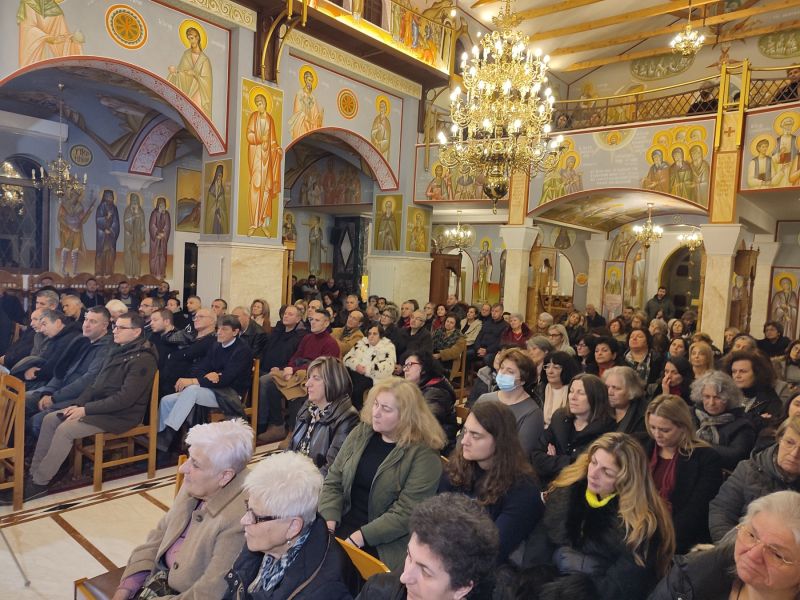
[
  {"xmin": 699, "ymin": 224, "xmax": 745, "ymax": 343},
  {"xmin": 367, "ymin": 255, "xmax": 432, "ymax": 307},
  {"xmin": 585, "ymin": 235, "xmax": 611, "ymax": 312},
  {"xmin": 499, "ymin": 224, "xmax": 539, "ymax": 315}
]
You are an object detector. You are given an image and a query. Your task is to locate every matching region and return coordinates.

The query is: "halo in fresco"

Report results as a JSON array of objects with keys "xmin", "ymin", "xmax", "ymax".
[
  {"xmin": 773, "ymin": 111, "xmax": 800, "ymax": 135},
  {"xmin": 248, "ymin": 86, "xmax": 273, "ymax": 113},
  {"xmin": 592, "ymin": 128, "xmax": 635, "ymax": 151},
  {"xmin": 179, "ymin": 20, "xmax": 208, "ymax": 50},
  {"xmin": 750, "ymin": 134, "xmax": 776, "ymax": 157},
  {"xmin": 298, "ymin": 65, "xmax": 319, "ymax": 89},
  {"xmin": 106, "ymin": 4, "xmax": 148, "ymax": 50}
]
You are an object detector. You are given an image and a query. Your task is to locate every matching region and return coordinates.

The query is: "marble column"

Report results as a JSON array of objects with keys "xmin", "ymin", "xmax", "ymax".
[
  {"xmin": 585, "ymin": 235, "xmax": 610, "ymax": 311},
  {"xmin": 197, "ymin": 241, "xmax": 286, "ymax": 315},
  {"xmin": 699, "ymin": 224, "xmax": 745, "ymax": 343},
  {"xmin": 499, "ymin": 224, "xmax": 539, "ymax": 315},
  {"xmin": 750, "ymin": 235, "xmax": 779, "ymax": 336},
  {"xmin": 367, "ymin": 255, "xmax": 432, "ymax": 307}
]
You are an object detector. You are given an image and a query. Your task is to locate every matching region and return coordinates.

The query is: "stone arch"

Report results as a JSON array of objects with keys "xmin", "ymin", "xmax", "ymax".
[
  {"xmin": 0, "ymin": 57, "xmax": 226, "ymax": 155},
  {"xmin": 286, "ymin": 127, "xmax": 398, "ymax": 191}
]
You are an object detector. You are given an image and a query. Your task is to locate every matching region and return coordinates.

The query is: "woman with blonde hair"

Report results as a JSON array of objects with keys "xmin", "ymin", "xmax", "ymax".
[
  {"xmin": 531, "ymin": 432, "xmax": 676, "ymax": 600},
  {"xmin": 547, "ymin": 323, "xmax": 576, "ymax": 356},
  {"xmin": 645, "ymin": 394, "xmax": 723, "ymax": 553},
  {"xmin": 688, "ymin": 340, "xmax": 714, "ymax": 379},
  {"xmin": 318, "ymin": 377, "xmax": 445, "ymax": 571},
  {"xmin": 249, "ymin": 298, "xmax": 270, "ymax": 332}
]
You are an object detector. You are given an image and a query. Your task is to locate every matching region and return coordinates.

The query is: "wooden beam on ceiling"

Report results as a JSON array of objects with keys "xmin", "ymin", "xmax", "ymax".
[
  {"xmin": 491, "ymin": 0, "xmax": 603, "ymax": 18},
  {"xmin": 563, "ymin": 18, "xmax": 800, "ymax": 71},
  {"xmin": 550, "ymin": 0, "xmax": 800, "ymax": 57},
  {"xmin": 527, "ymin": 0, "xmax": 722, "ymax": 41}
]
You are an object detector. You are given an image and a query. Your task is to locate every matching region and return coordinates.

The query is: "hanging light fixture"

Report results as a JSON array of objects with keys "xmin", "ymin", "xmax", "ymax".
[
  {"xmin": 0, "ymin": 161, "xmax": 24, "ymax": 209},
  {"xmin": 670, "ymin": 0, "xmax": 705, "ymax": 56},
  {"xmin": 440, "ymin": 211, "xmax": 475, "ymax": 252},
  {"xmin": 633, "ymin": 203, "xmax": 663, "ymax": 249},
  {"xmin": 437, "ymin": 0, "xmax": 563, "ymax": 213},
  {"xmin": 32, "ymin": 83, "xmax": 87, "ymax": 199},
  {"xmin": 678, "ymin": 227, "xmax": 703, "ymax": 252}
]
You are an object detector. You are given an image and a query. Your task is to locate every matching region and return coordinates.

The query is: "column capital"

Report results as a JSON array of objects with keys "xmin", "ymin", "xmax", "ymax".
[
  {"xmin": 499, "ymin": 223, "xmax": 540, "ymax": 252},
  {"xmin": 585, "ymin": 233, "xmax": 610, "ymax": 258},
  {"xmin": 753, "ymin": 235, "xmax": 779, "ymax": 265},
  {"xmin": 699, "ymin": 224, "xmax": 745, "ymax": 256}
]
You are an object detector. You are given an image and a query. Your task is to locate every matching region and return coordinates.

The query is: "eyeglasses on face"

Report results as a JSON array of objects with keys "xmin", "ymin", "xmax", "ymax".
[
  {"xmin": 736, "ymin": 524, "xmax": 797, "ymax": 567},
  {"xmin": 244, "ymin": 499, "xmax": 280, "ymax": 524},
  {"xmin": 402, "ymin": 362, "xmax": 422, "ymax": 370},
  {"xmin": 112, "ymin": 324, "xmax": 137, "ymax": 330}
]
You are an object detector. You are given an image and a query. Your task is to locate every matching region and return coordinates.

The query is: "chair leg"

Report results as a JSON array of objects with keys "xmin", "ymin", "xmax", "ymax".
[
  {"xmin": 93, "ymin": 436, "xmax": 104, "ymax": 492},
  {"xmin": 72, "ymin": 441, "xmax": 83, "ymax": 479},
  {"xmin": 146, "ymin": 433, "xmax": 156, "ymax": 479}
]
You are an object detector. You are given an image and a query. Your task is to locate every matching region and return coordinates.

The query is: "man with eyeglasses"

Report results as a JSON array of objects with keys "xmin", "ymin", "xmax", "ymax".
[
  {"xmin": 138, "ymin": 297, "xmax": 162, "ymax": 338},
  {"xmin": 258, "ymin": 310, "xmax": 339, "ymax": 444},
  {"xmin": 24, "ymin": 311, "xmax": 157, "ymax": 500},
  {"xmin": 24, "ymin": 306, "xmax": 113, "ymax": 440},
  {"xmin": 159, "ymin": 307, "xmax": 218, "ymax": 399}
]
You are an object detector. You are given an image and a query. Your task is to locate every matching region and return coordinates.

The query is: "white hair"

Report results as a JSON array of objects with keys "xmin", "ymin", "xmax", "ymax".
[
  {"xmin": 105, "ymin": 299, "xmax": 128, "ymax": 316},
  {"xmin": 185, "ymin": 418, "xmax": 253, "ymax": 473},
  {"xmin": 244, "ymin": 452, "xmax": 323, "ymax": 525},
  {"xmin": 743, "ymin": 490, "xmax": 800, "ymax": 545}
]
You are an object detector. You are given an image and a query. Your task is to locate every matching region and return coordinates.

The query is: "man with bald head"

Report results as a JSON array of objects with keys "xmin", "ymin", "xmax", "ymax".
[
  {"xmin": 332, "ymin": 309, "xmax": 364, "ymax": 355},
  {"xmin": 231, "ymin": 305, "xmax": 266, "ymax": 354},
  {"xmin": 61, "ymin": 294, "xmax": 85, "ymax": 326}
]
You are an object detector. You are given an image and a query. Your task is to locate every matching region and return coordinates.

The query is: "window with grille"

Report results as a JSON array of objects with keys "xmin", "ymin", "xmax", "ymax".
[{"xmin": 0, "ymin": 155, "xmax": 47, "ymax": 271}]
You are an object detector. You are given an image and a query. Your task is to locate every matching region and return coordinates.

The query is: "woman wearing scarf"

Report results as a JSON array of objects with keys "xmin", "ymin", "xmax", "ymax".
[
  {"xmin": 288, "ymin": 357, "xmax": 359, "ymax": 476},
  {"xmin": 431, "ymin": 312, "xmax": 466, "ymax": 377},
  {"xmin": 223, "ymin": 452, "xmax": 354, "ymax": 599},
  {"xmin": 690, "ymin": 371, "xmax": 756, "ymax": 471},
  {"xmin": 645, "ymin": 394, "xmax": 723, "ymax": 553},
  {"xmin": 500, "ymin": 312, "xmax": 533, "ymax": 349}
]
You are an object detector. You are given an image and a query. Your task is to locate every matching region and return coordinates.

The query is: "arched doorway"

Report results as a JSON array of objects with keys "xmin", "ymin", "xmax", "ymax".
[{"xmin": 660, "ymin": 246, "xmax": 704, "ymax": 317}]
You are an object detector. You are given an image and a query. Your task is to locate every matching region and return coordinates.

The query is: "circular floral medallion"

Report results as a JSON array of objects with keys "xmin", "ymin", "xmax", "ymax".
[
  {"xmin": 337, "ymin": 89, "xmax": 358, "ymax": 120},
  {"xmin": 106, "ymin": 4, "xmax": 148, "ymax": 50}
]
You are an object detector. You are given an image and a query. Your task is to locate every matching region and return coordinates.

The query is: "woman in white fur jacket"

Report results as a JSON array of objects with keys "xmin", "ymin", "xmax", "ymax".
[{"xmin": 344, "ymin": 324, "xmax": 396, "ymax": 409}]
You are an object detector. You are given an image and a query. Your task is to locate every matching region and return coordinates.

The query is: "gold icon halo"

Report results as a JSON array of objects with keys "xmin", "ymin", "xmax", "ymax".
[
  {"xmin": 688, "ymin": 140, "xmax": 708, "ymax": 158},
  {"xmin": 375, "ymin": 94, "xmax": 391, "ymax": 113},
  {"xmin": 645, "ymin": 144, "xmax": 670, "ymax": 164},
  {"xmin": 774, "ymin": 271, "xmax": 798, "ymax": 291},
  {"xmin": 773, "ymin": 111, "xmax": 800, "ymax": 135},
  {"xmin": 560, "ymin": 151, "xmax": 580, "ymax": 170},
  {"xmin": 669, "ymin": 142, "xmax": 691, "ymax": 161},
  {"xmin": 248, "ymin": 86, "xmax": 273, "ymax": 113},
  {"xmin": 179, "ymin": 20, "xmax": 207, "ymax": 50},
  {"xmin": 153, "ymin": 196, "xmax": 171, "ymax": 211},
  {"xmin": 298, "ymin": 65, "xmax": 318, "ymax": 90},
  {"xmin": 606, "ymin": 266, "xmax": 622, "ymax": 280},
  {"xmin": 686, "ymin": 126, "xmax": 707, "ymax": 142},
  {"xmin": 750, "ymin": 134, "xmax": 776, "ymax": 157}
]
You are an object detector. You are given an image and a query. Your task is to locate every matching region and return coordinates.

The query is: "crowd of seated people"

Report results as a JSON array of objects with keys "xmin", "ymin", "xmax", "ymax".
[{"xmin": 3, "ymin": 279, "xmax": 800, "ymax": 599}]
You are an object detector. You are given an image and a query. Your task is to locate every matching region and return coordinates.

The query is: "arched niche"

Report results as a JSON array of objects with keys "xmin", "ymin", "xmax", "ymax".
[{"xmin": 659, "ymin": 245, "xmax": 705, "ymax": 316}]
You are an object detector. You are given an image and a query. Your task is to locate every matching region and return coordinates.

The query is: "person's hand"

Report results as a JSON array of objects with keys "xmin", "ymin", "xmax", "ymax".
[
  {"xmin": 204, "ymin": 372, "xmax": 221, "ymax": 384},
  {"xmin": 661, "ymin": 371, "xmax": 671, "ymax": 395},
  {"xmin": 24, "ymin": 366, "xmax": 40, "ymax": 380},
  {"xmin": 110, "ymin": 590, "xmax": 129, "ymax": 600},
  {"xmin": 477, "ymin": 348, "xmax": 487, "ymax": 357},
  {"xmin": 326, "ymin": 520, "xmax": 337, "ymax": 533},
  {"xmin": 38, "ymin": 395, "xmax": 53, "ymax": 411},
  {"xmin": 283, "ymin": 366, "xmax": 294, "ymax": 380},
  {"xmin": 547, "ymin": 443, "xmax": 557, "ymax": 456},
  {"xmin": 175, "ymin": 377, "xmax": 197, "ymax": 392},
  {"xmin": 346, "ymin": 530, "xmax": 365, "ymax": 549},
  {"xmin": 355, "ymin": 365, "xmax": 366, "ymax": 375},
  {"xmin": 64, "ymin": 406, "xmax": 86, "ymax": 421}
]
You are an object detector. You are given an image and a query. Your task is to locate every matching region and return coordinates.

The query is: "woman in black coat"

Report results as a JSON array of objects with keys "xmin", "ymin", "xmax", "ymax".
[
  {"xmin": 601, "ymin": 365, "xmax": 648, "ymax": 440},
  {"xmin": 531, "ymin": 373, "xmax": 616, "ymax": 484},
  {"xmin": 645, "ymin": 394, "xmax": 723, "ymax": 553},
  {"xmin": 723, "ymin": 350, "xmax": 784, "ymax": 436},
  {"xmin": 224, "ymin": 452, "xmax": 354, "ymax": 600},
  {"xmin": 289, "ymin": 356, "xmax": 360, "ymax": 476},
  {"xmin": 690, "ymin": 371, "xmax": 756, "ymax": 471}
]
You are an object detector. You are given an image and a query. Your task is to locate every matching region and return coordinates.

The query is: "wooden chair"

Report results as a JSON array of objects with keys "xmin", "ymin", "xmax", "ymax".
[
  {"xmin": 72, "ymin": 372, "xmax": 159, "ymax": 492},
  {"xmin": 336, "ymin": 538, "xmax": 390, "ymax": 580},
  {"xmin": 449, "ymin": 350, "xmax": 468, "ymax": 402},
  {"xmin": 30, "ymin": 271, "xmax": 68, "ymax": 290},
  {"xmin": 0, "ymin": 375, "xmax": 25, "ymax": 511},
  {"xmin": 175, "ymin": 454, "xmax": 187, "ymax": 497},
  {"xmin": 455, "ymin": 404, "xmax": 470, "ymax": 424},
  {"xmin": 209, "ymin": 359, "xmax": 260, "ymax": 446}
]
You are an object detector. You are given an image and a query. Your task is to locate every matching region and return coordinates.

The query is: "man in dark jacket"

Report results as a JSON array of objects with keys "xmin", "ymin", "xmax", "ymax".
[
  {"xmin": 644, "ymin": 286, "xmax": 675, "ymax": 322},
  {"xmin": 472, "ymin": 303, "xmax": 508, "ymax": 368},
  {"xmin": 260, "ymin": 305, "xmax": 307, "ymax": 373},
  {"xmin": 27, "ymin": 312, "xmax": 157, "ymax": 497},
  {"xmin": 356, "ymin": 494, "xmax": 499, "ymax": 600},
  {"xmin": 157, "ymin": 315, "xmax": 252, "ymax": 447},
  {"xmin": 231, "ymin": 306, "xmax": 266, "ymax": 355},
  {"xmin": 21, "ymin": 309, "xmax": 82, "ymax": 389},
  {"xmin": 159, "ymin": 307, "xmax": 217, "ymax": 397},
  {"xmin": 79, "ymin": 277, "xmax": 106, "ymax": 309},
  {"xmin": 25, "ymin": 306, "xmax": 113, "ymax": 439}
]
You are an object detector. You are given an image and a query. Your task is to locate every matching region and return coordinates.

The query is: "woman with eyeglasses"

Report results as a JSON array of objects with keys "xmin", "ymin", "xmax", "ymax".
[
  {"xmin": 319, "ymin": 378, "xmax": 445, "ymax": 571},
  {"xmin": 223, "ymin": 451, "xmax": 354, "ymax": 599},
  {"xmin": 575, "ymin": 334, "xmax": 598, "ymax": 373},
  {"xmin": 288, "ymin": 357, "xmax": 359, "ymax": 477},
  {"xmin": 645, "ymin": 394, "xmax": 723, "ymax": 553},
  {"xmin": 475, "ymin": 347, "xmax": 544, "ymax": 456},
  {"xmin": 650, "ymin": 490, "xmax": 800, "ymax": 600},
  {"xmin": 709, "ymin": 415, "xmax": 800, "ymax": 544},
  {"xmin": 547, "ymin": 323, "xmax": 576, "ymax": 356},
  {"xmin": 401, "ymin": 350, "xmax": 458, "ymax": 453},
  {"xmin": 439, "ymin": 400, "xmax": 543, "ymax": 563}
]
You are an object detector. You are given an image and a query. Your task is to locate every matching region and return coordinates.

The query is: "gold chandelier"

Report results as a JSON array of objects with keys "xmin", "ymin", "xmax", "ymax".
[
  {"xmin": 0, "ymin": 161, "xmax": 24, "ymax": 209},
  {"xmin": 440, "ymin": 211, "xmax": 474, "ymax": 251},
  {"xmin": 678, "ymin": 227, "xmax": 703, "ymax": 251},
  {"xmin": 437, "ymin": 0, "xmax": 562, "ymax": 212},
  {"xmin": 33, "ymin": 83, "xmax": 87, "ymax": 199},
  {"xmin": 670, "ymin": 1, "xmax": 705, "ymax": 56},
  {"xmin": 633, "ymin": 203, "xmax": 663, "ymax": 249}
]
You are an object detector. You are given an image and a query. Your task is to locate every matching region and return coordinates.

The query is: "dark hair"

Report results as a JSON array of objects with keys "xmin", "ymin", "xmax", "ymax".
[
  {"xmin": 400, "ymin": 349, "xmax": 443, "ymax": 384},
  {"xmin": 410, "ymin": 494, "xmax": 499, "ymax": 593},
  {"xmin": 213, "ymin": 298, "xmax": 228, "ymax": 310},
  {"xmin": 86, "ymin": 306, "xmax": 111, "ymax": 322},
  {"xmin": 218, "ymin": 314, "xmax": 242, "ymax": 331},
  {"xmin": 40, "ymin": 309, "xmax": 67, "ymax": 324},
  {"xmin": 119, "ymin": 311, "xmax": 145, "ymax": 329},
  {"xmin": 568, "ymin": 373, "xmax": 611, "ymax": 422},
  {"xmin": 594, "ymin": 335, "xmax": 621, "ymax": 362},
  {"xmin": 669, "ymin": 337, "xmax": 690, "ymax": 356},
  {"xmin": 366, "ymin": 323, "xmax": 386, "ymax": 338},
  {"xmin": 154, "ymin": 308, "xmax": 173, "ymax": 324},
  {"xmin": 764, "ymin": 320, "xmax": 785, "ymax": 336},
  {"xmin": 665, "ymin": 355, "xmax": 694, "ymax": 399},
  {"xmin": 444, "ymin": 311, "xmax": 460, "ymax": 325},
  {"xmin": 628, "ymin": 327, "xmax": 653, "ymax": 350},
  {"xmin": 447, "ymin": 400, "xmax": 535, "ymax": 506},
  {"xmin": 723, "ymin": 350, "xmax": 776, "ymax": 388},
  {"xmin": 609, "ymin": 316, "xmax": 629, "ymax": 334},
  {"xmin": 406, "ymin": 299, "xmax": 419, "ymax": 310},
  {"xmin": 496, "ymin": 347, "xmax": 536, "ymax": 386},
  {"xmin": 786, "ymin": 339, "xmax": 800, "ymax": 366},
  {"xmin": 542, "ymin": 351, "xmax": 580, "ymax": 385},
  {"xmin": 306, "ymin": 356, "xmax": 352, "ymax": 403}
]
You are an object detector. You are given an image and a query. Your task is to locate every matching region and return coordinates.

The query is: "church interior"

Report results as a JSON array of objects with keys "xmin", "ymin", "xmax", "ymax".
[{"xmin": 3, "ymin": 0, "xmax": 800, "ymax": 598}]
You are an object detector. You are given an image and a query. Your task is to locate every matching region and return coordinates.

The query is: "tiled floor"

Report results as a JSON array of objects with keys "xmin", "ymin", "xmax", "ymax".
[{"xmin": 0, "ymin": 444, "xmax": 279, "ymax": 599}]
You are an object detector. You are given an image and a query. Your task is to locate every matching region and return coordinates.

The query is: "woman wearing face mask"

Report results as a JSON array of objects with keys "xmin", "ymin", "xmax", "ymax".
[
  {"xmin": 475, "ymin": 348, "xmax": 543, "ymax": 456},
  {"xmin": 440, "ymin": 401, "xmax": 543, "ymax": 563},
  {"xmin": 528, "ymin": 432, "xmax": 675, "ymax": 600},
  {"xmin": 531, "ymin": 373, "xmax": 616, "ymax": 484}
]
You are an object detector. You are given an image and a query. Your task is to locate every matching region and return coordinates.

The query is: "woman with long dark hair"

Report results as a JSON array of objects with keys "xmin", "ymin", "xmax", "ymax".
[
  {"xmin": 440, "ymin": 400, "xmax": 543, "ymax": 563},
  {"xmin": 401, "ymin": 350, "xmax": 458, "ymax": 453}
]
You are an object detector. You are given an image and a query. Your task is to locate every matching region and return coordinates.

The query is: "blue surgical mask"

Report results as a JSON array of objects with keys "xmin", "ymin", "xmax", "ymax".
[{"xmin": 495, "ymin": 372, "xmax": 518, "ymax": 392}]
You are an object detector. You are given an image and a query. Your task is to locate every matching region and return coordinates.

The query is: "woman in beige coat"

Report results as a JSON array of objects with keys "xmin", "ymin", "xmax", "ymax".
[{"xmin": 112, "ymin": 419, "xmax": 253, "ymax": 600}]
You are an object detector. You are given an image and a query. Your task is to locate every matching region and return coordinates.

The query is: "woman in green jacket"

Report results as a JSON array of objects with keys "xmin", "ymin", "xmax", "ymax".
[{"xmin": 318, "ymin": 377, "xmax": 446, "ymax": 571}]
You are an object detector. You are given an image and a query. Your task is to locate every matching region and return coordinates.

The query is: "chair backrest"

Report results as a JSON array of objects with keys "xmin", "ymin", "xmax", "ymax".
[
  {"xmin": 336, "ymin": 538, "xmax": 390, "ymax": 580},
  {"xmin": 175, "ymin": 454, "xmax": 187, "ymax": 496},
  {"xmin": 455, "ymin": 404, "xmax": 470, "ymax": 423},
  {"xmin": 0, "ymin": 375, "xmax": 24, "ymax": 449},
  {"xmin": 246, "ymin": 358, "xmax": 260, "ymax": 411},
  {"xmin": 148, "ymin": 371, "xmax": 160, "ymax": 427}
]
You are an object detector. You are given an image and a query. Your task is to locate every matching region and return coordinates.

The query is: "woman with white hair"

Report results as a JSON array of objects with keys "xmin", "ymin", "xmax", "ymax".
[
  {"xmin": 113, "ymin": 419, "xmax": 254, "ymax": 600},
  {"xmin": 650, "ymin": 490, "xmax": 800, "ymax": 600},
  {"xmin": 105, "ymin": 298, "xmax": 128, "ymax": 323},
  {"xmin": 223, "ymin": 452, "xmax": 354, "ymax": 599}
]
